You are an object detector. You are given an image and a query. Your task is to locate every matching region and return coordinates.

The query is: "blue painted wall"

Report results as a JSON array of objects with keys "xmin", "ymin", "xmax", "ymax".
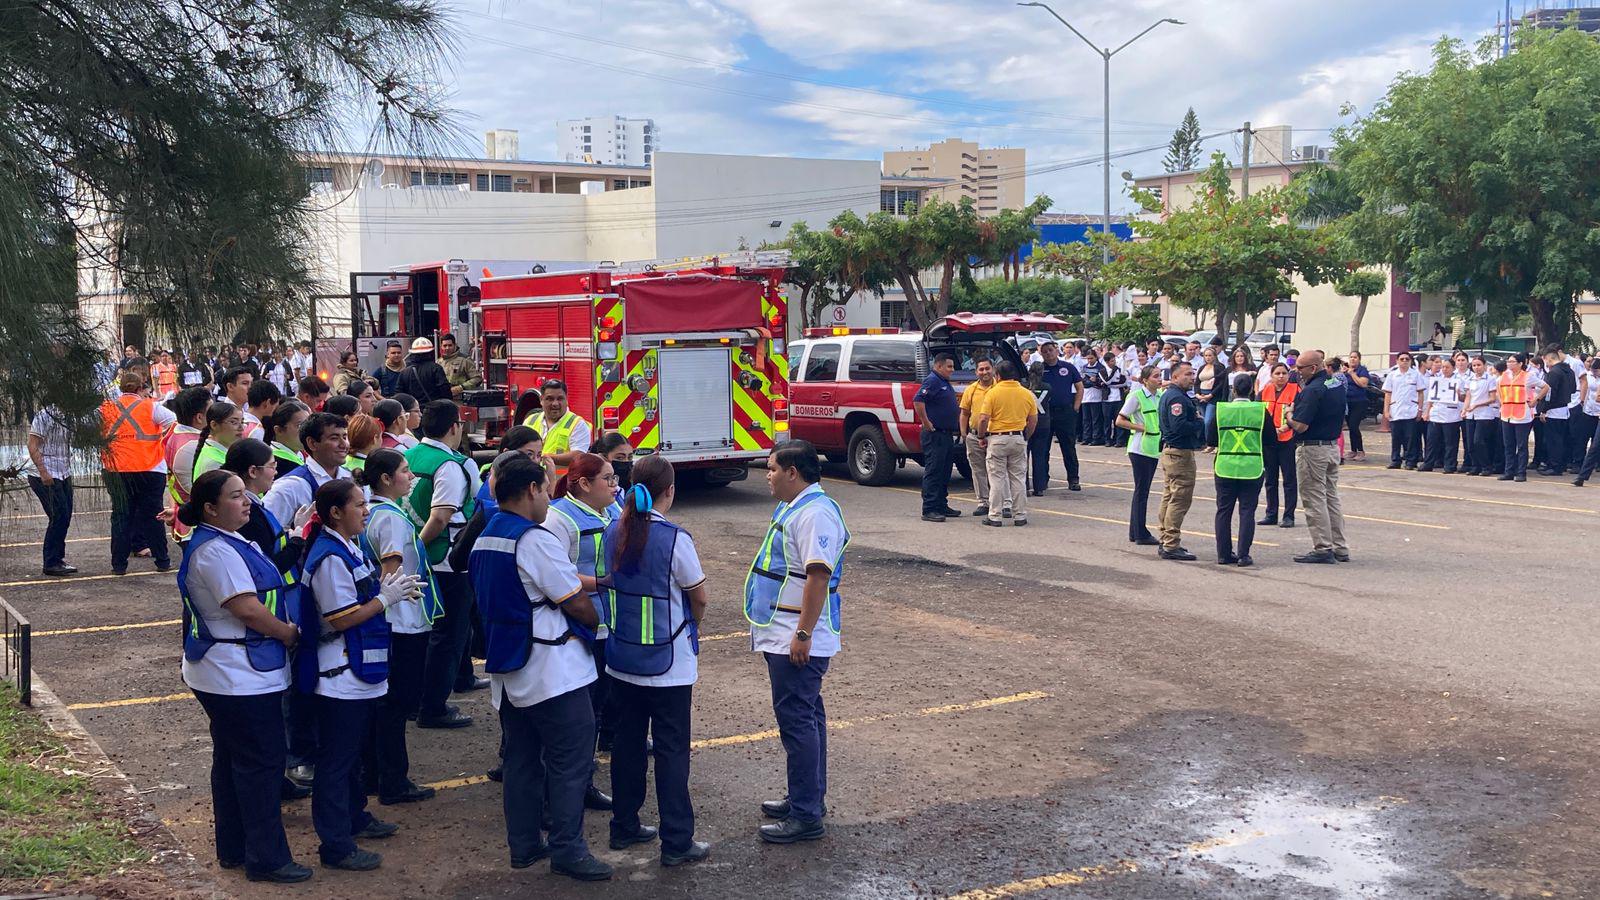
[{"xmin": 1019, "ymin": 222, "xmax": 1134, "ymax": 261}]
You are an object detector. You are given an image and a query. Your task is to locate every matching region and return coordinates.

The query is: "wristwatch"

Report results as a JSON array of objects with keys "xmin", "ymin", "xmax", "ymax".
[{"xmin": 795, "ymin": 629, "xmax": 811, "ymax": 642}]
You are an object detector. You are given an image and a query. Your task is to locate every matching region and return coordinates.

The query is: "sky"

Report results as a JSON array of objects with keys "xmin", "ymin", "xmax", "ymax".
[{"xmin": 419, "ymin": 0, "xmax": 1503, "ymax": 215}]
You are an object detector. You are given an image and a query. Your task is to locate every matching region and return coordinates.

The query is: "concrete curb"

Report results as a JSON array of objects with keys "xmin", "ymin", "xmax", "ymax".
[{"xmin": 23, "ymin": 668, "xmax": 228, "ymax": 899}]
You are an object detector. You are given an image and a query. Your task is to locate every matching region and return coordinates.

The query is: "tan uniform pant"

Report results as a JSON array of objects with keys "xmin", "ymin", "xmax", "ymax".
[
  {"xmin": 1158, "ymin": 448, "xmax": 1196, "ymax": 550},
  {"xmin": 1296, "ymin": 443, "xmax": 1347, "ymax": 553},
  {"xmin": 965, "ymin": 433, "xmax": 990, "ymax": 503},
  {"xmin": 984, "ymin": 433, "xmax": 1028, "ymax": 522}
]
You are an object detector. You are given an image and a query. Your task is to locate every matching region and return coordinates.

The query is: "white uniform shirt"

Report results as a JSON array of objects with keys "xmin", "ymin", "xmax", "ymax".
[
  {"xmin": 1078, "ymin": 362, "xmax": 1104, "ymax": 404},
  {"xmin": 607, "ymin": 511, "xmax": 706, "ymax": 689},
  {"xmin": 1566, "ymin": 355, "xmax": 1585, "ymax": 409},
  {"xmin": 491, "ymin": 524, "xmax": 596, "ymax": 710},
  {"xmin": 181, "ymin": 530, "xmax": 291, "ymax": 696},
  {"xmin": 1118, "ymin": 387, "xmax": 1160, "ymax": 459},
  {"xmin": 417, "ymin": 438, "xmax": 481, "ymax": 573},
  {"xmin": 543, "ymin": 498, "xmax": 617, "ymax": 639},
  {"xmin": 1465, "ymin": 372, "xmax": 1500, "ymax": 420},
  {"xmin": 262, "ymin": 457, "xmax": 350, "ymax": 531},
  {"xmin": 1255, "ymin": 361, "xmax": 1280, "ymax": 395},
  {"xmin": 289, "ymin": 350, "xmax": 313, "ymax": 380},
  {"xmin": 1584, "ymin": 374, "xmax": 1600, "ymax": 417},
  {"xmin": 1424, "ymin": 373, "xmax": 1464, "ymax": 424},
  {"xmin": 28, "ymin": 407, "xmax": 73, "ymax": 480},
  {"xmin": 365, "ymin": 499, "xmax": 430, "ymax": 635},
  {"xmin": 242, "ymin": 410, "xmax": 265, "ymax": 442},
  {"xmin": 750, "ymin": 483, "xmax": 847, "ymax": 659},
  {"xmin": 1384, "ymin": 368, "xmax": 1425, "ymax": 420},
  {"xmin": 308, "ymin": 529, "xmax": 387, "ymax": 700}
]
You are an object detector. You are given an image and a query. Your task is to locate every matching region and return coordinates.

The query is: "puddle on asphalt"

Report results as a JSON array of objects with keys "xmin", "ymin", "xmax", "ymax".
[{"xmin": 1185, "ymin": 789, "xmax": 1404, "ymax": 896}]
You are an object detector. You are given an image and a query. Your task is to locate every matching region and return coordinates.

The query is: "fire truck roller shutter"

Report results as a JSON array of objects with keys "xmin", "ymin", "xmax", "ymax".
[{"xmin": 657, "ymin": 347, "xmax": 733, "ymax": 453}]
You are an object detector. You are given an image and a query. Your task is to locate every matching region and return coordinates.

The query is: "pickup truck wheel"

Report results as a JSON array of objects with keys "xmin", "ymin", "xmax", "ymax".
[{"xmin": 847, "ymin": 423, "xmax": 896, "ymax": 486}]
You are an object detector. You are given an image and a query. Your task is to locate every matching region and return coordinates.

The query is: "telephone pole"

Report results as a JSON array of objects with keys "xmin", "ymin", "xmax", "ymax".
[{"xmin": 1231, "ymin": 122, "xmax": 1252, "ymax": 343}]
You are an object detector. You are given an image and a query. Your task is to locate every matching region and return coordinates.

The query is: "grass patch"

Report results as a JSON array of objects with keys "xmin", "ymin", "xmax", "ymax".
[{"xmin": 0, "ymin": 682, "xmax": 142, "ymax": 882}]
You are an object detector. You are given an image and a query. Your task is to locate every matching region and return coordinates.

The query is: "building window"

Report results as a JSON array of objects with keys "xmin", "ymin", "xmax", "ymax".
[
  {"xmin": 583, "ymin": 125, "xmax": 591, "ymax": 133},
  {"xmin": 613, "ymin": 179, "xmax": 627, "ymax": 190},
  {"xmin": 880, "ymin": 300, "xmax": 909, "ymax": 329},
  {"xmin": 880, "ymin": 189, "xmax": 897, "ymax": 212},
  {"xmin": 492, "ymin": 174, "xmax": 512, "ymax": 192},
  {"xmin": 305, "ymin": 166, "xmax": 333, "ymax": 185},
  {"xmin": 475, "ymin": 173, "xmax": 488, "ymax": 191}
]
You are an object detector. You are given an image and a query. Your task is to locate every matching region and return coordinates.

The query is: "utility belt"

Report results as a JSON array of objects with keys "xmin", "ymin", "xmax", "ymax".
[{"xmin": 1299, "ymin": 439, "xmax": 1337, "ymax": 446}]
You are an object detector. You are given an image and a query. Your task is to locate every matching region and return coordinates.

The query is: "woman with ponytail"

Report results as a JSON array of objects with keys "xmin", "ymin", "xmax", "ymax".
[
  {"xmin": 355, "ymin": 449, "xmax": 441, "ymax": 805},
  {"xmin": 298, "ymin": 479, "xmax": 423, "ymax": 872},
  {"xmin": 267, "ymin": 401, "xmax": 311, "ymax": 479},
  {"xmin": 175, "ymin": 402, "xmax": 244, "ymax": 494},
  {"xmin": 174, "ymin": 469, "xmax": 310, "ymax": 884},
  {"xmin": 599, "ymin": 455, "xmax": 710, "ymax": 867},
  {"xmin": 345, "ymin": 414, "xmax": 383, "ymax": 476}
]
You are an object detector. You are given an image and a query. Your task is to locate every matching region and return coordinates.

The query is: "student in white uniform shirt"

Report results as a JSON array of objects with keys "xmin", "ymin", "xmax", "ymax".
[
  {"xmin": 599, "ymin": 455, "xmax": 711, "ymax": 867},
  {"xmin": 242, "ymin": 380, "xmax": 280, "ymax": 442},
  {"xmin": 298, "ymin": 479, "xmax": 423, "ymax": 871},
  {"xmin": 468, "ymin": 454, "xmax": 613, "ymax": 881},
  {"xmin": 1561, "ymin": 345, "xmax": 1589, "ymax": 472},
  {"xmin": 1420, "ymin": 355, "xmax": 1466, "ymax": 473},
  {"xmin": 1572, "ymin": 357, "xmax": 1600, "ymax": 486},
  {"xmin": 1462, "ymin": 355, "xmax": 1501, "ymax": 476},
  {"xmin": 1382, "ymin": 351, "xmax": 1426, "ymax": 469},
  {"xmin": 745, "ymin": 441, "xmax": 849, "ymax": 844},
  {"xmin": 262, "ymin": 412, "xmax": 350, "ymax": 528},
  {"xmin": 176, "ymin": 402, "xmax": 244, "ymax": 491},
  {"xmin": 358, "ymin": 449, "xmax": 443, "ymax": 806},
  {"xmin": 1255, "ymin": 346, "xmax": 1283, "ymax": 395},
  {"xmin": 175, "ymin": 470, "xmax": 310, "ymax": 884}
]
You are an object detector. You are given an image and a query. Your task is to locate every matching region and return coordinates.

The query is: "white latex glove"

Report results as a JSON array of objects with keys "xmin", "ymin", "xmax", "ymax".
[
  {"xmin": 378, "ymin": 571, "xmax": 424, "ymax": 609},
  {"xmin": 291, "ymin": 503, "xmax": 315, "ymax": 531}
]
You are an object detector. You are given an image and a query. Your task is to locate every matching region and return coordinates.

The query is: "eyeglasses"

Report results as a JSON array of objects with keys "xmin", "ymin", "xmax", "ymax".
[{"xmin": 600, "ymin": 473, "xmax": 619, "ymax": 484}]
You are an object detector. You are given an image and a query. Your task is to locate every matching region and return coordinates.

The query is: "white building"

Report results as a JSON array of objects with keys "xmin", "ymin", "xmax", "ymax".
[{"xmin": 557, "ymin": 116, "xmax": 656, "ymax": 166}]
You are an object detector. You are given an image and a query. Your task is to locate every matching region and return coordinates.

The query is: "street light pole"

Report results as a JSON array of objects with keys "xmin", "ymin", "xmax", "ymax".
[{"xmin": 1018, "ymin": 4, "xmax": 1183, "ymax": 326}]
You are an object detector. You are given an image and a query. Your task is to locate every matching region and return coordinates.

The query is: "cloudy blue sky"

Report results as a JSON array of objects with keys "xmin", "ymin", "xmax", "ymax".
[{"xmin": 430, "ymin": 0, "xmax": 1503, "ymax": 213}]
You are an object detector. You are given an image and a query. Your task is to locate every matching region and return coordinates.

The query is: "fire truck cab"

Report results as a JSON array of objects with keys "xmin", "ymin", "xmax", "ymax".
[{"xmin": 787, "ymin": 312, "xmax": 1070, "ymax": 485}]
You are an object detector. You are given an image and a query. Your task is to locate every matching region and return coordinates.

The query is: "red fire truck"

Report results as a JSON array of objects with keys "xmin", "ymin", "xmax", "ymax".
[
  {"xmin": 350, "ymin": 253, "xmax": 792, "ymax": 483},
  {"xmin": 786, "ymin": 312, "xmax": 1070, "ymax": 484}
]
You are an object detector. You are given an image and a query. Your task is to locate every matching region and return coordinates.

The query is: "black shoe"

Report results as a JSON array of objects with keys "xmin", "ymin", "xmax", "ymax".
[
  {"xmin": 354, "ymin": 819, "xmax": 400, "ymax": 840},
  {"xmin": 42, "ymin": 564, "xmax": 76, "ymax": 577},
  {"xmin": 1158, "ymin": 548, "xmax": 1197, "ymax": 561},
  {"xmin": 551, "ymin": 854, "xmax": 614, "ymax": 882},
  {"xmin": 1013, "ymin": 518, "xmax": 1029, "ymax": 526},
  {"xmin": 246, "ymin": 862, "xmax": 313, "ymax": 883},
  {"xmin": 454, "ymin": 676, "xmax": 490, "ymax": 693},
  {"xmin": 921, "ymin": 512, "xmax": 946, "ymax": 522},
  {"xmin": 154, "ymin": 560, "xmax": 173, "ymax": 572},
  {"xmin": 379, "ymin": 782, "xmax": 436, "ymax": 805},
  {"xmin": 510, "ymin": 844, "xmax": 551, "ymax": 869},
  {"xmin": 280, "ymin": 777, "xmax": 312, "ymax": 802},
  {"xmin": 1515, "ymin": 474, "xmax": 1527, "ymax": 482},
  {"xmin": 1573, "ymin": 477, "xmax": 1586, "ymax": 487},
  {"xmin": 1442, "ymin": 467, "xmax": 1457, "ymax": 474},
  {"xmin": 760, "ymin": 818, "xmax": 827, "ymax": 844},
  {"xmin": 609, "ymin": 824, "xmax": 659, "ymax": 850},
  {"xmin": 1403, "ymin": 463, "xmax": 1417, "ymax": 470},
  {"xmin": 661, "ymin": 841, "xmax": 710, "ymax": 867},
  {"xmin": 322, "ymin": 849, "xmax": 382, "ymax": 871},
  {"xmin": 1237, "ymin": 555, "xmax": 1254, "ymax": 568},
  {"xmin": 940, "ymin": 507, "xmax": 963, "ymax": 517},
  {"xmin": 1386, "ymin": 462, "xmax": 1401, "ymax": 469},
  {"xmin": 1417, "ymin": 464, "xmax": 1434, "ymax": 472},
  {"xmin": 982, "ymin": 518, "xmax": 1003, "ymax": 527},
  {"xmin": 416, "ymin": 710, "xmax": 473, "ymax": 729},
  {"xmin": 286, "ymin": 764, "xmax": 314, "ymax": 786},
  {"xmin": 1217, "ymin": 554, "xmax": 1239, "ymax": 566},
  {"xmin": 973, "ymin": 504, "xmax": 989, "ymax": 517},
  {"xmin": 220, "ymin": 858, "xmax": 244, "ymax": 870},
  {"xmin": 112, "ymin": 567, "xmax": 127, "ymax": 576},
  {"xmin": 487, "ymin": 765, "xmax": 503, "ymax": 783},
  {"xmin": 1000, "ymin": 507, "xmax": 1012, "ymax": 518},
  {"xmin": 761, "ymin": 797, "xmax": 828, "ymax": 819},
  {"xmin": 1279, "ymin": 515, "xmax": 1295, "ymax": 528},
  {"xmin": 1498, "ymin": 474, "xmax": 1514, "ymax": 481},
  {"xmin": 1068, "ymin": 482, "xmax": 1082, "ymax": 491},
  {"xmin": 1028, "ymin": 488, "xmax": 1045, "ymax": 496},
  {"xmin": 585, "ymin": 783, "xmax": 614, "ymax": 811},
  {"xmin": 1294, "ymin": 550, "xmax": 1337, "ymax": 564},
  {"xmin": 1333, "ymin": 551, "xmax": 1351, "ymax": 562},
  {"xmin": 1134, "ymin": 536, "xmax": 1159, "ymax": 546},
  {"xmin": 1257, "ymin": 514, "xmax": 1277, "ymax": 526}
]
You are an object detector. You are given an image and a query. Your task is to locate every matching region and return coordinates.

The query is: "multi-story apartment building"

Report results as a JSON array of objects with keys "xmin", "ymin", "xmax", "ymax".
[
  {"xmin": 557, "ymin": 116, "xmax": 657, "ymax": 167},
  {"xmin": 882, "ymin": 138, "xmax": 1026, "ymax": 215}
]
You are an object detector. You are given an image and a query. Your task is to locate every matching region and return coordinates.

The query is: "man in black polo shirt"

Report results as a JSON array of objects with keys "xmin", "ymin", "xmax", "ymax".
[
  {"xmin": 1036, "ymin": 342, "xmax": 1084, "ymax": 492},
  {"xmin": 1288, "ymin": 351, "xmax": 1349, "ymax": 564},
  {"xmin": 1156, "ymin": 362, "xmax": 1204, "ymax": 560},
  {"xmin": 914, "ymin": 353, "xmax": 963, "ymax": 522}
]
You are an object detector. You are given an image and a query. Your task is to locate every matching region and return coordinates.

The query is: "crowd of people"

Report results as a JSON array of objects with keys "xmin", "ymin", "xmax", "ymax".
[{"xmin": 22, "ymin": 337, "xmax": 851, "ymax": 885}]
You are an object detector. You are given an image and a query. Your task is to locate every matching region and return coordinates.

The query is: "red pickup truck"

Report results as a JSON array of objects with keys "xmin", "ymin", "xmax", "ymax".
[{"xmin": 786, "ymin": 312, "xmax": 1070, "ymax": 484}]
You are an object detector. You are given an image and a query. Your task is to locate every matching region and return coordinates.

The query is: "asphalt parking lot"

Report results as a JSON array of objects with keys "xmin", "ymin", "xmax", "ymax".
[{"xmin": 3, "ymin": 437, "xmax": 1598, "ymax": 898}]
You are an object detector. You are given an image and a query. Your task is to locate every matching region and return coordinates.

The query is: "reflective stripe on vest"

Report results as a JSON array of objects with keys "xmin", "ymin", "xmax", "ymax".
[
  {"xmin": 296, "ymin": 533, "xmax": 388, "ymax": 691},
  {"xmin": 194, "ymin": 440, "xmax": 227, "ymax": 481},
  {"xmin": 1499, "ymin": 373, "xmax": 1528, "ymax": 420},
  {"xmin": 601, "ymin": 517, "xmax": 696, "ymax": 677},
  {"xmin": 1215, "ymin": 401, "xmax": 1266, "ymax": 481},
  {"xmin": 178, "ymin": 525, "xmax": 292, "ymax": 672},
  {"xmin": 1129, "ymin": 389, "xmax": 1161, "ymax": 457},
  {"xmin": 165, "ymin": 429, "xmax": 202, "ymax": 540},
  {"xmin": 743, "ymin": 489, "xmax": 848, "ymax": 634},
  {"xmin": 101, "ymin": 395, "xmax": 165, "ymax": 471},
  {"xmin": 368, "ymin": 499, "xmax": 443, "ymax": 626}
]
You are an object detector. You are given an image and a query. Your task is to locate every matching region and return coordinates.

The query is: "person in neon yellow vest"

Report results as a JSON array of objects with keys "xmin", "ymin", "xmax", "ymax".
[
  {"xmin": 522, "ymin": 380, "xmax": 591, "ymax": 475},
  {"xmin": 1212, "ymin": 373, "xmax": 1267, "ymax": 567},
  {"xmin": 1113, "ymin": 364, "xmax": 1164, "ymax": 546}
]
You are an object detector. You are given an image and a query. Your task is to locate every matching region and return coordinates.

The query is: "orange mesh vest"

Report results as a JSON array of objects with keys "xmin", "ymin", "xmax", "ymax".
[
  {"xmin": 100, "ymin": 395, "xmax": 166, "ymax": 472},
  {"xmin": 1497, "ymin": 372, "xmax": 1528, "ymax": 421},
  {"xmin": 1260, "ymin": 382, "xmax": 1300, "ymax": 442}
]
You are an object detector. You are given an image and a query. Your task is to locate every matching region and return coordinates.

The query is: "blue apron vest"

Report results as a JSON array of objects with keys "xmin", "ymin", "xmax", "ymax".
[
  {"xmin": 281, "ymin": 463, "xmax": 323, "ymax": 497},
  {"xmin": 549, "ymin": 497, "xmax": 622, "ymax": 643},
  {"xmin": 367, "ymin": 499, "xmax": 443, "ymax": 626},
  {"xmin": 743, "ymin": 489, "xmax": 849, "ymax": 634},
  {"xmin": 295, "ymin": 531, "xmax": 389, "ymax": 693},
  {"xmin": 468, "ymin": 512, "xmax": 573, "ymax": 674},
  {"xmin": 601, "ymin": 517, "xmax": 697, "ymax": 677},
  {"xmin": 178, "ymin": 526, "xmax": 292, "ymax": 671}
]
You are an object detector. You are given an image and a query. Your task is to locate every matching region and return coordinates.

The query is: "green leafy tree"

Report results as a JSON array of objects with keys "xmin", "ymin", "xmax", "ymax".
[
  {"xmin": 1162, "ymin": 107, "xmax": 1203, "ymax": 173},
  {"xmin": 1099, "ymin": 306, "xmax": 1162, "ymax": 349},
  {"xmin": 1108, "ymin": 152, "xmax": 1342, "ymax": 344},
  {"xmin": 947, "ymin": 277, "xmax": 1088, "ymax": 320},
  {"xmin": 1030, "ymin": 239, "xmax": 1114, "ymax": 327},
  {"xmin": 3, "ymin": 0, "xmax": 453, "ymax": 422},
  {"xmin": 766, "ymin": 220, "xmax": 891, "ymax": 330},
  {"xmin": 1335, "ymin": 30, "xmax": 1600, "ymax": 347}
]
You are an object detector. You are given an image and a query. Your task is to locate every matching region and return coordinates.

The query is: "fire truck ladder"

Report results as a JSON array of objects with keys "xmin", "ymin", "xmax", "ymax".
[{"xmin": 598, "ymin": 249, "xmax": 791, "ymax": 275}]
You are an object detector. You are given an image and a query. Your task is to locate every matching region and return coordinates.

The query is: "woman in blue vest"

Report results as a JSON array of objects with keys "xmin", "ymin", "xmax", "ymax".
[
  {"xmin": 356, "ymin": 448, "xmax": 443, "ymax": 805},
  {"xmin": 600, "ymin": 455, "xmax": 710, "ymax": 866},
  {"xmin": 298, "ymin": 479, "xmax": 422, "ymax": 872},
  {"xmin": 175, "ymin": 470, "xmax": 310, "ymax": 884},
  {"xmin": 546, "ymin": 452, "xmax": 622, "ymax": 809},
  {"xmin": 468, "ymin": 453, "xmax": 612, "ymax": 881}
]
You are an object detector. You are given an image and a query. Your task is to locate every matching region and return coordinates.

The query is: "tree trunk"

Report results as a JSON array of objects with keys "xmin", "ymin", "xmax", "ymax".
[
  {"xmin": 1349, "ymin": 294, "xmax": 1370, "ymax": 355},
  {"xmin": 1528, "ymin": 295, "xmax": 1560, "ymax": 350},
  {"xmin": 798, "ymin": 284, "xmax": 818, "ymax": 329},
  {"xmin": 898, "ymin": 271, "xmax": 932, "ymax": 331},
  {"xmin": 937, "ymin": 257, "xmax": 956, "ymax": 319}
]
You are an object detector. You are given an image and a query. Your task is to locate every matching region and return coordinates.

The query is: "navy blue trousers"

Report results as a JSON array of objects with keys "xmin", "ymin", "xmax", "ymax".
[
  {"xmin": 1501, "ymin": 421, "xmax": 1533, "ymax": 478},
  {"xmin": 499, "ymin": 686, "xmax": 595, "ymax": 865},
  {"xmin": 420, "ymin": 570, "xmax": 473, "ymax": 719},
  {"xmin": 609, "ymin": 681, "xmax": 695, "ymax": 854},
  {"xmin": 192, "ymin": 689, "xmax": 294, "ymax": 876},
  {"xmin": 765, "ymin": 652, "xmax": 830, "ymax": 823},
  {"xmin": 312, "ymin": 695, "xmax": 377, "ymax": 862},
  {"xmin": 26, "ymin": 475, "xmax": 72, "ymax": 568},
  {"xmin": 919, "ymin": 429, "xmax": 955, "ymax": 513},
  {"xmin": 366, "ymin": 631, "xmax": 428, "ymax": 797}
]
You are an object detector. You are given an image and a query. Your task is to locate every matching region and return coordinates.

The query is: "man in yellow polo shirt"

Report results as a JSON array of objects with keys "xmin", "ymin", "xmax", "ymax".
[
  {"xmin": 957, "ymin": 358, "xmax": 996, "ymax": 516},
  {"xmin": 975, "ymin": 361, "xmax": 1038, "ymax": 527}
]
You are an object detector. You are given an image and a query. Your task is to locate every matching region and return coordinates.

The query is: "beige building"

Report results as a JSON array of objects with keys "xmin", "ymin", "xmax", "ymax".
[{"xmin": 883, "ymin": 138, "xmax": 1026, "ymax": 215}]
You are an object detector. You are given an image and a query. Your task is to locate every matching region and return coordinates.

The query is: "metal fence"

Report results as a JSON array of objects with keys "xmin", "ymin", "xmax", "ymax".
[{"xmin": 1, "ymin": 596, "xmax": 30, "ymax": 705}]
